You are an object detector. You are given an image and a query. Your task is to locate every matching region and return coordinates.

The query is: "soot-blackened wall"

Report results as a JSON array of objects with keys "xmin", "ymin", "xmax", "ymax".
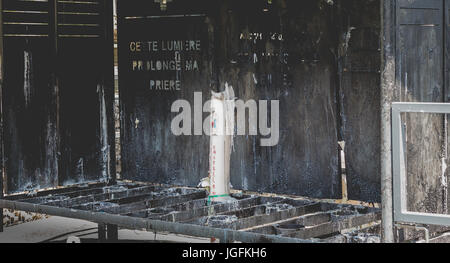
[
  {"xmin": 117, "ymin": 0, "xmax": 382, "ymax": 201},
  {"xmin": 1, "ymin": 0, "xmax": 115, "ymax": 194}
]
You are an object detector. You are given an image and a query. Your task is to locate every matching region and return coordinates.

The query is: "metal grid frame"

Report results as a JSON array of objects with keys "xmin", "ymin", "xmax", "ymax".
[
  {"xmin": 392, "ymin": 102, "xmax": 450, "ymax": 226},
  {"xmin": 0, "ymin": 181, "xmax": 380, "ymax": 243}
]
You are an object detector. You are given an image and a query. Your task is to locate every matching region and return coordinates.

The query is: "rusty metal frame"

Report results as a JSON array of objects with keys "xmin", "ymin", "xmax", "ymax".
[{"xmin": 392, "ymin": 102, "xmax": 450, "ymax": 227}]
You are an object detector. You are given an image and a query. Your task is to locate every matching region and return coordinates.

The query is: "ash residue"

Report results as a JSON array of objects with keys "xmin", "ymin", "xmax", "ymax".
[
  {"xmin": 23, "ymin": 195, "xmax": 70, "ymax": 205},
  {"xmin": 264, "ymin": 203, "xmax": 294, "ymax": 215},
  {"xmin": 155, "ymin": 188, "xmax": 181, "ymax": 197},
  {"xmin": 91, "ymin": 202, "xmax": 119, "ymax": 211},
  {"xmin": 201, "ymin": 215, "xmax": 238, "ymax": 228},
  {"xmin": 103, "ymin": 185, "xmax": 128, "ymax": 194},
  {"xmin": 330, "ymin": 233, "xmax": 380, "ymax": 243},
  {"xmin": 330, "ymin": 205, "xmax": 370, "ymax": 221},
  {"xmin": 209, "ymin": 196, "xmax": 239, "ymax": 207},
  {"xmin": 346, "ymin": 233, "xmax": 380, "ymax": 243},
  {"xmin": 227, "ymin": 199, "xmax": 241, "ymax": 211}
]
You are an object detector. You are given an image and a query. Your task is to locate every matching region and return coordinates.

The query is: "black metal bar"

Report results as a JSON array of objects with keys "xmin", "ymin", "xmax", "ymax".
[
  {"xmin": 6, "ymin": 182, "xmax": 108, "ymax": 201},
  {"xmin": 116, "ymin": 0, "xmax": 125, "ymax": 185},
  {"xmin": 284, "ymin": 213, "xmax": 381, "ymax": 239},
  {"xmin": 16, "ymin": 186, "xmax": 108, "ymax": 204},
  {"xmin": 43, "ymin": 185, "xmax": 158, "ymax": 208},
  {"xmin": 0, "ymin": 199, "xmax": 313, "ymax": 243},
  {"xmin": 154, "ymin": 196, "xmax": 263, "ymax": 222},
  {"xmin": 248, "ymin": 211, "xmax": 335, "ymax": 235},
  {"xmin": 50, "ymin": 0, "xmax": 58, "ymax": 54},
  {"xmin": 106, "ymin": 224, "xmax": 118, "ymax": 241},
  {"xmin": 231, "ymin": 203, "xmax": 322, "ymax": 230},
  {"xmin": 98, "ymin": 223, "xmax": 106, "ymax": 241},
  {"xmin": 0, "ymin": 0, "xmax": 3, "ymax": 234},
  {"xmin": 98, "ymin": 190, "xmax": 207, "ymax": 214},
  {"xmin": 48, "ymin": 0, "xmax": 61, "ymax": 188}
]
